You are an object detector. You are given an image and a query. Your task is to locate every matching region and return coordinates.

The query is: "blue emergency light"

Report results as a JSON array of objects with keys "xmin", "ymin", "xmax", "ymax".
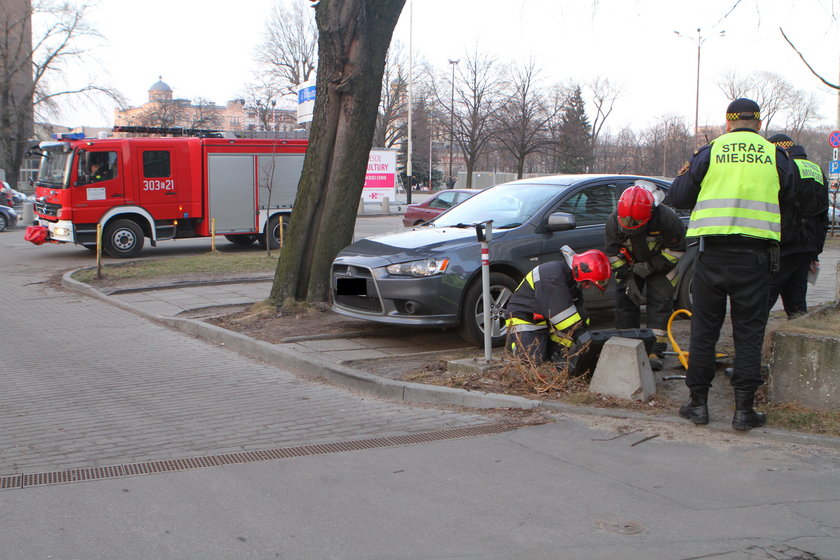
[{"xmin": 50, "ymin": 132, "xmax": 86, "ymax": 140}]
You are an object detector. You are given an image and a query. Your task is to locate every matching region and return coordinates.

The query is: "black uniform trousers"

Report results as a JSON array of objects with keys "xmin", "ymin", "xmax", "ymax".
[
  {"xmin": 614, "ymin": 273, "xmax": 674, "ymax": 332},
  {"xmin": 686, "ymin": 238, "xmax": 771, "ymax": 393},
  {"xmin": 768, "ymin": 252, "xmax": 812, "ymax": 317}
]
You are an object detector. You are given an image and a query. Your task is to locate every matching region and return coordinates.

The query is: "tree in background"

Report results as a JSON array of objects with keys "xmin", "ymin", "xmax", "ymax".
[
  {"xmin": 491, "ymin": 60, "xmax": 557, "ymax": 179},
  {"xmin": 254, "ymin": 0, "xmax": 318, "ymax": 98},
  {"xmin": 446, "ymin": 48, "xmax": 505, "ymax": 187},
  {"xmin": 268, "ymin": 0, "xmax": 405, "ymax": 305},
  {"xmin": 717, "ymin": 70, "xmax": 819, "ymax": 134},
  {"xmin": 373, "ymin": 42, "xmax": 408, "ymax": 149},
  {"xmin": 553, "ymin": 86, "xmax": 593, "ymax": 173},
  {"xmin": 241, "ymin": 78, "xmax": 286, "ymax": 131},
  {"xmin": 0, "ymin": 0, "xmax": 121, "ymax": 186}
]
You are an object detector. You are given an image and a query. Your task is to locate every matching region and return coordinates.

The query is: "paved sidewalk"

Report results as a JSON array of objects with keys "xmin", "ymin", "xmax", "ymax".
[{"xmin": 63, "ymin": 246, "xmax": 840, "ymax": 450}]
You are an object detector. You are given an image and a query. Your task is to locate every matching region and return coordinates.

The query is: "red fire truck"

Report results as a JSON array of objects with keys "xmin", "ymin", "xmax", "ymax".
[{"xmin": 25, "ymin": 128, "xmax": 307, "ymax": 257}]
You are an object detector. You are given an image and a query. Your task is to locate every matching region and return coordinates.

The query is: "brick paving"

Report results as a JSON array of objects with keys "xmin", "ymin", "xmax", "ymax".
[{"xmin": 0, "ymin": 253, "xmax": 490, "ymax": 475}]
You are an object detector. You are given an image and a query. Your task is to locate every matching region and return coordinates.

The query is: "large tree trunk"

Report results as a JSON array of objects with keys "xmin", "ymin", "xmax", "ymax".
[{"xmin": 268, "ymin": 0, "xmax": 405, "ymax": 305}]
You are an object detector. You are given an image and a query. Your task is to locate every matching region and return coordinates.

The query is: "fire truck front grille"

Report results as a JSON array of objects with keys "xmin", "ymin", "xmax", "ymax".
[{"xmin": 35, "ymin": 201, "xmax": 60, "ymax": 218}]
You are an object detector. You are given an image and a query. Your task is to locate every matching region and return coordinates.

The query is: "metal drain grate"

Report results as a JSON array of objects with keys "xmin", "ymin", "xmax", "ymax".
[{"xmin": 0, "ymin": 423, "xmax": 515, "ymax": 490}]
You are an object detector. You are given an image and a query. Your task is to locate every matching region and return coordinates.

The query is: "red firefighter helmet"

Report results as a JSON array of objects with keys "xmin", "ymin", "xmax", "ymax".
[
  {"xmin": 617, "ymin": 185, "xmax": 655, "ymax": 229},
  {"xmin": 571, "ymin": 249, "xmax": 611, "ymax": 291}
]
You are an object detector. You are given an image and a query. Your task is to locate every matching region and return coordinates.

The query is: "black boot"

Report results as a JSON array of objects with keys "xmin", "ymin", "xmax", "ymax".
[
  {"xmin": 678, "ymin": 390, "xmax": 709, "ymax": 424},
  {"xmin": 732, "ymin": 389, "xmax": 766, "ymax": 431},
  {"xmin": 648, "ymin": 340, "xmax": 667, "ymax": 372}
]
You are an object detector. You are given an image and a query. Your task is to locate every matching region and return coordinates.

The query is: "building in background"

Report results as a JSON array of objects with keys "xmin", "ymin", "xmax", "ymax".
[{"xmin": 114, "ymin": 78, "xmax": 297, "ymax": 133}]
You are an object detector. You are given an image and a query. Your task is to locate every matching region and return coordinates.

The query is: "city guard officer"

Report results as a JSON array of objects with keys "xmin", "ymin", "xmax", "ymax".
[{"xmin": 669, "ymin": 98, "xmax": 794, "ymax": 431}]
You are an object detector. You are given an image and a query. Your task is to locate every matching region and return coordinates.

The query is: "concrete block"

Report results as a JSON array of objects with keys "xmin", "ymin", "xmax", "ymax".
[
  {"xmin": 769, "ymin": 330, "xmax": 840, "ymax": 411},
  {"xmin": 379, "ymin": 196, "xmax": 390, "ymax": 213},
  {"xmin": 588, "ymin": 337, "xmax": 656, "ymax": 401}
]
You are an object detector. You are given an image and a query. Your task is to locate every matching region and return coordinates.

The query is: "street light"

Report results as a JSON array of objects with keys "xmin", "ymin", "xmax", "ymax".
[
  {"xmin": 448, "ymin": 58, "xmax": 459, "ymax": 183},
  {"xmin": 674, "ymin": 28, "xmax": 724, "ymax": 143}
]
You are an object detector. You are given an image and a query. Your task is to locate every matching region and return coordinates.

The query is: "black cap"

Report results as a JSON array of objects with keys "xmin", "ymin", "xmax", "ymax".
[
  {"xmin": 726, "ymin": 98, "xmax": 761, "ymax": 121},
  {"xmin": 768, "ymin": 133, "xmax": 794, "ymax": 149}
]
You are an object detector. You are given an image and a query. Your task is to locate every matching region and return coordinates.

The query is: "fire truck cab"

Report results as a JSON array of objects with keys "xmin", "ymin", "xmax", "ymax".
[{"xmin": 29, "ymin": 131, "xmax": 306, "ymax": 258}]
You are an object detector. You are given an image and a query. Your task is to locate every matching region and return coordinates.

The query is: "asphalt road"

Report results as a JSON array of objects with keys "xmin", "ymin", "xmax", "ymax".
[{"xmin": 2, "ymin": 220, "xmax": 840, "ymax": 559}]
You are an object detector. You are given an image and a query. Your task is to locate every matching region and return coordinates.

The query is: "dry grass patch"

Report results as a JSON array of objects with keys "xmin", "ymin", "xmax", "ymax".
[{"xmin": 71, "ymin": 252, "xmax": 278, "ymax": 286}]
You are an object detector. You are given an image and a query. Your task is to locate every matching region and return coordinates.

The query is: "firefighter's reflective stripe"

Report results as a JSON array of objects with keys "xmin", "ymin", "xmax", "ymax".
[
  {"xmin": 609, "ymin": 255, "xmax": 626, "ymax": 270},
  {"xmin": 506, "ymin": 318, "xmax": 547, "ymax": 333},
  {"xmin": 549, "ymin": 332, "xmax": 574, "ymax": 347},
  {"xmin": 550, "ymin": 305, "xmax": 582, "ymax": 331},
  {"xmin": 661, "ymin": 247, "xmax": 682, "ymax": 265}
]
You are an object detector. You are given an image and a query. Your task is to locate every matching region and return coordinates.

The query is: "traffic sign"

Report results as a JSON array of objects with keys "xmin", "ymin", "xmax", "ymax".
[
  {"xmin": 830, "ymin": 160, "xmax": 840, "ymax": 179},
  {"xmin": 830, "ymin": 130, "xmax": 840, "ymax": 148}
]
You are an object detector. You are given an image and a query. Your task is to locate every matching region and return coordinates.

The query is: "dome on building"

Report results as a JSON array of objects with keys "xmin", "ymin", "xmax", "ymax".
[
  {"xmin": 149, "ymin": 76, "xmax": 172, "ymax": 92},
  {"xmin": 148, "ymin": 76, "xmax": 173, "ymax": 102}
]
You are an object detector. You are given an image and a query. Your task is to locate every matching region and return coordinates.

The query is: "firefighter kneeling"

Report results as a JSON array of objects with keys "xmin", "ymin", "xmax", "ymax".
[{"xmin": 505, "ymin": 247, "xmax": 611, "ymax": 367}]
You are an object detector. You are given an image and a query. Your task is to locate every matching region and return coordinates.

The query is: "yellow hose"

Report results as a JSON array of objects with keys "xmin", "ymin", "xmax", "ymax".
[
  {"xmin": 667, "ymin": 308, "xmax": 729, "ymax": 370},
  {"xmin": 667, "ymin": 309, "xmax": 692, "ymax": 369}
]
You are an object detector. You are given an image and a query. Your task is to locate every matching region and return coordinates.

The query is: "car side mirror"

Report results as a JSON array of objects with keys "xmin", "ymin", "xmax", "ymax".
[{"xmin": 546, "ymin": 212, "xmax": 576, "ymax": 232}]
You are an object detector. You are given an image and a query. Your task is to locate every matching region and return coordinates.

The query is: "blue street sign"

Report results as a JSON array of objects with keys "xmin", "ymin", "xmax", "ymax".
[
  {"xmin": 830, "ymin": 160, "xmax": 840, "ymax": 176},
  {"xmin": 830, "ymin": 131, "xmax": 840, "ymax": 148}
]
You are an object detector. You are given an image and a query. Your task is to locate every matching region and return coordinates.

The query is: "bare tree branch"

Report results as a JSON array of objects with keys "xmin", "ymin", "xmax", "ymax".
[{"xmin": 780, "ymin": 26, "xmax": 839, "ymax": 90}]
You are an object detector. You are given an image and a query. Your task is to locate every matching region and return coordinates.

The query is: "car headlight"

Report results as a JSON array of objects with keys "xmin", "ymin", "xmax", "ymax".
[{"xmin": 386, "ymin": 258, "xmax": 450, "ymax": 277}]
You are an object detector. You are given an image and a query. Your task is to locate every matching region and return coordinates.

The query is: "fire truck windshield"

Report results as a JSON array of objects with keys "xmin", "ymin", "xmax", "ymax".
[{"xmin": 36, "ymin": 146, "xmax": 73, "ymax": 188}]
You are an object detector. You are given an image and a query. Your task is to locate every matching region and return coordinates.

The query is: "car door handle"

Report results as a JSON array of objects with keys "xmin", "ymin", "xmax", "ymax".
[{"xmin": 110, "ymin": 193, "xmax": 124, "ymax": 198}]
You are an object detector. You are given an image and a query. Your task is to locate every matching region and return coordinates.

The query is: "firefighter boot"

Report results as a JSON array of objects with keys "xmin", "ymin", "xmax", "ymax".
[
  {"xmin": 678, "ymin": 389, "xmax": 709, "ymax": 425},
  {"xmin": 648, "ymin": 340, "xmax": 667, "ymax": 372},
  {"xmin": 732, "ymin": 389, "xmax": 766, "ymax": 431}
]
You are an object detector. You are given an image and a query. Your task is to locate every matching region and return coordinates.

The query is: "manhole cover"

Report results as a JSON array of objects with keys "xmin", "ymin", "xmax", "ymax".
[{"xmin": 595, "ymin": 519, "xmax": 644, "ymax": 535}]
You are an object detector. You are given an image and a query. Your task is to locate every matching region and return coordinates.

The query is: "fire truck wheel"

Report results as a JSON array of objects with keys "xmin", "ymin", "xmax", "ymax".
[
  {"xmin": 257, "ymin": 215, "xmax": 285, "ymax": 250},
  {"xmin": 224, "ymin": 234, "xmax": 257, "ymax": 247},
  {"xmin": 103, "ymin": 219, "xmax": 144, "ymax": 258}
]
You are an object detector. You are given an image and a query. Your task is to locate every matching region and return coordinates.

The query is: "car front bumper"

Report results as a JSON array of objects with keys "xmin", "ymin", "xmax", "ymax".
[{"xmin": 331, "ymin": 259, "xmax": 463, "ymax": 328}]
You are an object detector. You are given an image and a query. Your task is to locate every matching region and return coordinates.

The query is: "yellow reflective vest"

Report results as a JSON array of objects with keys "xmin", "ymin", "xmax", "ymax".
[{"xmin": 686, "ymin": 130, "xmax": 781, "ymax": 242}]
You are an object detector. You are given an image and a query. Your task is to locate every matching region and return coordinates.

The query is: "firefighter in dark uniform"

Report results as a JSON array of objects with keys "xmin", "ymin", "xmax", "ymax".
[
  {"xmin": 505, "ymin": 247, "xmax": 611, "ymax": 365},
  {"xmin": 767, "ymin": 134, "xmax": 829, "ymax": 317},
  {"xmin": 605, "ymin": 182, "xmax": 686, "ymax": 371},
  {"xmin": 670, "ymin": 98, "xmax": 794, "ymax": 431}
]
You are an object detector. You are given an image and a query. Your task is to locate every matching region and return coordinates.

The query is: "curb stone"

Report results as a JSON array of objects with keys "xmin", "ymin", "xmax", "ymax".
[{"xmin": 61, "ymin": 269, "xmax": 840, "ymax": 451}]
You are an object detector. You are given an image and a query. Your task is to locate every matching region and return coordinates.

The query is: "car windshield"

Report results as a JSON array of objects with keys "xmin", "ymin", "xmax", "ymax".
[
  {"xmin": 36, "ymin": 146, "xmax": 73, "ymax": 188},
  {"xmin": 431, "ymin": 183, "xmax": 563, "ymax": 229}
]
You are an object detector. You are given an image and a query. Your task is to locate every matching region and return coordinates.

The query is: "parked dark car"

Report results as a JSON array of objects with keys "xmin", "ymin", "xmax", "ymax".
[
  {"xmin": 331, "ymin": 174, "xmax": 693, "ymax": 347},
  {"xmin": 402, "ymin": 189, "xmax": 477, "ymax": 227},
  {"xmin": 0, "ymin": 204, "xmax": 18, "ymax": 232}
]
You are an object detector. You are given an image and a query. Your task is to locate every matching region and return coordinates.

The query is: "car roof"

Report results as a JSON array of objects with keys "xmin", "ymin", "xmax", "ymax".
[{"xmin": 499, "ymin": 173, "xmax": 670, "ymax": 187}]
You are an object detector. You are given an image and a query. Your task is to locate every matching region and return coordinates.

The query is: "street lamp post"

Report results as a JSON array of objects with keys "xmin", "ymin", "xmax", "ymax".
[
  {"xmin": 448, "ymin": 58, "xmax": 459, "ymax": 183},
  {"xmin": 674, "ymin": 28, "xmax": 724, "ymax": 143}
]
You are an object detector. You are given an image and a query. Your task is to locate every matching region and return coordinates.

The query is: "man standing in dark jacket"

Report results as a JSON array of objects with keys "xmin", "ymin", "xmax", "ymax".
[
  {"xmin": 767, "ymin": 134, "xmax": 829, "ymax": 317},
  {"xmin": 669, "ymin": 98, "xmax": 794, "ymax": 431},
  {"xmin": 604, "ymin": 182, "xmax": 686, "ymax": 370}
]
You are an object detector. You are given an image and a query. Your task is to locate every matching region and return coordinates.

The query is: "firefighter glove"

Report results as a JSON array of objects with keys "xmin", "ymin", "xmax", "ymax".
[
  {"xmin": 631, "ymin": 261, "xmax": 653, "ymax": 278},
  {"xmin": 614, "ymin": 265, "xmax": 632, "ymax": 282}
]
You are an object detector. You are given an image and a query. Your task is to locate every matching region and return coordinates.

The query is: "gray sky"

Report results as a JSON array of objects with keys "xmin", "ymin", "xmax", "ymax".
[{"xmin": 56, "ymin": 0, "xmax": 839, "ymax": 141}]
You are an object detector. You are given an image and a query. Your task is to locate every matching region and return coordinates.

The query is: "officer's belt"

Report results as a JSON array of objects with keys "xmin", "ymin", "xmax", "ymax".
[{"xmin": 701, "ymin": 235, "xmax": 772, "ymax": 249}]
